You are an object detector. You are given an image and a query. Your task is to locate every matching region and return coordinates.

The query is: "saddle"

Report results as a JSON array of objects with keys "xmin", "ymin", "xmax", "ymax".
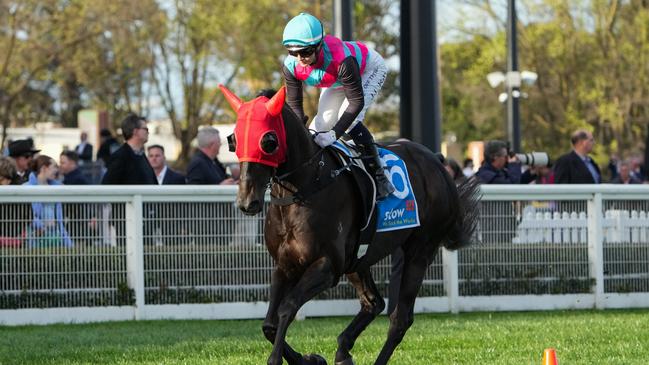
[
  {"xmin": 329, "ymin": 140, "xmax": 379, "ymax": 253},
  {"xmin": 331, "ymin": 140, "xmax": 422, "ymax": 274}
]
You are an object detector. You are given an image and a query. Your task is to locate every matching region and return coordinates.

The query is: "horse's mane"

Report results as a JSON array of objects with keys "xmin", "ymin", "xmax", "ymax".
[{"xmin": 256, "ymin": 88, "xmax": 314, "ymax": 146}]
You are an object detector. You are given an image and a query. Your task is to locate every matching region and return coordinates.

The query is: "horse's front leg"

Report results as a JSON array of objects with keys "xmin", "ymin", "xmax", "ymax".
[
  {"xmin": 334, "ymin": 269, "xmax": 385, "ymax": 365},
  {"xmin": 263, "ymin": 267, "xmax": 304, "ymax": 365},
  {"xmin": 268, "ymin": 256, "xmax": 336, "ymax": 365}
]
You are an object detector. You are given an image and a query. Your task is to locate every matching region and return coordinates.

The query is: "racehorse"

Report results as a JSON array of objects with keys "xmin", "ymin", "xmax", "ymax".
[{"xmin": 219, "ymin": 85, "xmax": 480, "ymax": 365}]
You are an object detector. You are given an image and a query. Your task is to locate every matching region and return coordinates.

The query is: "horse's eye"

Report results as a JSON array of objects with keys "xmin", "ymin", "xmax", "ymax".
[
  {"xmin": 227, "ymin": 133, "xmax": 236, "ymax": 152},
  {"xmin": 260, "ymin": 132, "xmax": 279, "ymax": 154}
]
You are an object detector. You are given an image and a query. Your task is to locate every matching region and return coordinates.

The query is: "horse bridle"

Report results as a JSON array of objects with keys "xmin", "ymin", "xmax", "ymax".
[{"xmin": 268, "ymin": 146, "xmax": 356, "ymax": 206}]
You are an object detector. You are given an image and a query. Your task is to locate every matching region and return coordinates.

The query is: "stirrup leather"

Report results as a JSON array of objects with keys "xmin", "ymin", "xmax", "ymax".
[{"xmin": 361, "ymin": 144, "xmax": 395, "ymax": 200}]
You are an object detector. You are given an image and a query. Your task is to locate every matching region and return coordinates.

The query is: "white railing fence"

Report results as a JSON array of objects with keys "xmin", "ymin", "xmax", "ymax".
[{"xmin": 0, "ymin": 185, "xmax": 648, "ymax": 326}]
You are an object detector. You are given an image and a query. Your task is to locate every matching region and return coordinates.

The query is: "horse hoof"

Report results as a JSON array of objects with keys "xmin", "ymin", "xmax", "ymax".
[
  {"xmin": 302, "ymin": 353, "xmax": 328, "ymax": 365},
  {"xmin": 334, "ymin": 357, "xmax": 355, "ymax": 365}
]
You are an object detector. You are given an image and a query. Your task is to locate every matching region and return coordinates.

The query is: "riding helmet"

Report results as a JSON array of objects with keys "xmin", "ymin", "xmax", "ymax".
[{"xmin": 282, "ymin": 13, "xmax": 324, "ymax": 50}]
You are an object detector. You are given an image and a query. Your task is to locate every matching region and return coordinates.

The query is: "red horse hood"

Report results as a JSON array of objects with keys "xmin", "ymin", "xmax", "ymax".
[{"xmin": 220, "ymin": 85, "xmax": 287, "ymax": 168}]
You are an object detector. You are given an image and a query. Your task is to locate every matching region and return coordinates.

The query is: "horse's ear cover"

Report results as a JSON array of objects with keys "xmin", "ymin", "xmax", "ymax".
[
  {"xmin": 265, "ymin": 86, "xmax": 286, "ymax": 116},
  {"xmin": 219, "ymin": 84, "xmax": 243, "ymax": 112},
  {"xmin": 225, "ymin": 86, "xmax": 288, "ymax": 168}
]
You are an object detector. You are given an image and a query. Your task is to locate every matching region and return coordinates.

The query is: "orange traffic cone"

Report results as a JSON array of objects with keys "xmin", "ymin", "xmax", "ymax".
[{"xmin": 542, "ymin": 348, "xmax": 559, "ymax": 365}]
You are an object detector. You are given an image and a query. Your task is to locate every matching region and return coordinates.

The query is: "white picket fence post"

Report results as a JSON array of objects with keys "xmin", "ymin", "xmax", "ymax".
[
  {"xmin": 125, "ymin": 195, "xmax": 145, "ymax": 319},
  {"xmin": 587, "ymin": 193, "xmax": 604, "ymax": 308},
  {"xmin": 442, "ymin": 248, "xmax": 459, "ymax": 314},
  {"xmin": 512, "ymin": 207, "xmax": 649, "ymax": 246}
]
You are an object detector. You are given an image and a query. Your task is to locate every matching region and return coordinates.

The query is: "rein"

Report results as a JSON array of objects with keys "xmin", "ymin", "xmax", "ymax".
[{"xmin": 269, "ymin": 144, "xmax": 359, "ymax": 206}]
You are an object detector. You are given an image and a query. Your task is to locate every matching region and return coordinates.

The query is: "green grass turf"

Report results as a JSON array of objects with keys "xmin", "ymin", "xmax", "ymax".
[{"xmin": 1, "ymin": 309, "xmax": 648, "ymax": 364}]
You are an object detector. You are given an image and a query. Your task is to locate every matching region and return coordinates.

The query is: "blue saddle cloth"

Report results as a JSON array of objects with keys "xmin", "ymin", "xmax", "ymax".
[
  {"xmin": 331, "ymin": 141, "xmax": 420, "ymax": 232},
  {"xmin": 376, "ymin": 148, "xmax": 420, "ymax": 232}
]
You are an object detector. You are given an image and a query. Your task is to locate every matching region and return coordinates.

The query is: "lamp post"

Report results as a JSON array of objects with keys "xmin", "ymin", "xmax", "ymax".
[
  {"xmin": 486, "ymin": 0, "xmax": 537, "ymax": 153},
  {"xmin": 399, "ymin": 0, "xmax": 441, "ymax": 152},
  {"xmin": 506, "ymin": 0, "xmax": 520, "ymax": 152},
  {"xmin": 333, "ymin": 0, "xmax": 353, "ymax": 40},
  {"xmin": 486, "ymin": 70, "xmax": 538, "ymax": 149}
]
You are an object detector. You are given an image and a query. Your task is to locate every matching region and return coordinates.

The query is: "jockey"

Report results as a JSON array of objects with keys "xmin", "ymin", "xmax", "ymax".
[{"xmin": 281, "ymin": 12, "xmax": 394, "ymax": 200}]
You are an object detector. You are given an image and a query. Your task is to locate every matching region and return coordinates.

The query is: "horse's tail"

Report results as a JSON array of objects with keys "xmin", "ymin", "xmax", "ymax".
[{"xmin": 442, "ymin": 177, "xmax": 481, "ymax": 250}]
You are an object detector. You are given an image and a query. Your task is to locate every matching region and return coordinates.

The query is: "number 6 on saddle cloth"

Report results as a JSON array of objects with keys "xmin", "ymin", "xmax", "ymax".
[{"xmin": 330, "ymin": 140, "xmax": 420, "ymax": 233}]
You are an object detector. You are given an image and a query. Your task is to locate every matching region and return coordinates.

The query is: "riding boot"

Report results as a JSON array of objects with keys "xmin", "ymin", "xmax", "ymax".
[{"xmin": 361, "ymin": 143, "xmax": 395, "ymax": 200}]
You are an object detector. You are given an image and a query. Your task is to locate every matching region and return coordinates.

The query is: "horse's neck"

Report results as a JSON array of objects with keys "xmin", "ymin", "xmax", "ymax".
[{"xmin": 278, "ymin": 109, "xmax": 319, "ymax": 185}]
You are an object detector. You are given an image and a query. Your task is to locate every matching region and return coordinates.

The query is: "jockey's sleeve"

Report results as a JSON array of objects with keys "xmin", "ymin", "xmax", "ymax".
[
  {"xmin": 332, "ymin": 56, "xmax": 365, "ymax": 138},
  {"xmin": 282, "ymin": 65, "xmax": 305, "ymax": 122}
]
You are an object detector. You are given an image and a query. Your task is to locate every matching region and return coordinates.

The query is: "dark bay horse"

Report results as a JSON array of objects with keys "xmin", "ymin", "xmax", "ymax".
[{"xmin": 219, "ymin": 85, "xmax": 480, "ymax": 365}]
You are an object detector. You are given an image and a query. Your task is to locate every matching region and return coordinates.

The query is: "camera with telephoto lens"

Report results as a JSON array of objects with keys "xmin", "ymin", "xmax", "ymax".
[
  {"xmin": 512, "ymin": 151, "xmax": 550, "ymax": 167},
  {"xmin": 505, "ymin": 142, "xmax": 550, "ymax": 167}
]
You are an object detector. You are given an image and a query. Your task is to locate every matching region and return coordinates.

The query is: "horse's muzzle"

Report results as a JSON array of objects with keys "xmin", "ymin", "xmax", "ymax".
[{"xmin": 238, "ymin": 199, "xmax": 262, "ymax": 215}]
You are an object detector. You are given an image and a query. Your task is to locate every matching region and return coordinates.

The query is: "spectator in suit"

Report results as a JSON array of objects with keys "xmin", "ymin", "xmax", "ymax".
[
  {"xmin": 8, "ymin": 139, "xmax": 40, "ymax": 185},
  {"xmin": 611, "ymin": 161, "xmax": 642, "ymax": 184},
  {"xmin": 101, "ymin": 114, "xmax": 156, "ymax": 247},
  {"xmin": 101, "ymin": 114, "xmax": 157, "ymax": 185},
  {"xmin": 554, "ymin": 129, "xmax": 601, "ymax": 184},
  {"xmin": 59, "ymin": 151, "xmax": 90, "ymax": 185},
  {"xmin": 475, "ymin": 140, "xmax": 522, "ymax": 184},
  {"xmin": 186, "ymin": 127, "xmax": 235, "ymax": 245},
  {"xmin": 146, "ymin": 144, "xmax": 186, "ymax": 245},
  {"xmin": 147, "ymin": 144, "xmax": 185, "ymax": 185},
  {"xmin": 186, "ymin": 127, "xmax": 235, "ymax": 185},
  {"xmin": 75, "ymin": 131, "xmax": 93, "ymax": 165},
  {"xmin": 96, "ymin": 129, "xmax": 120, "ymax": 166}
]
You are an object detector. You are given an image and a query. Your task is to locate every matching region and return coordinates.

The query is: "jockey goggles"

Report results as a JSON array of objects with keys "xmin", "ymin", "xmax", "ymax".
[{"xmin": 286, "ymin": 44, "xmax": 320, "ymax": 58}]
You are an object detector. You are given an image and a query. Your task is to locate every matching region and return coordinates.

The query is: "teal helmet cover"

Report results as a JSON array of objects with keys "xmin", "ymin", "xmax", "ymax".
[{"xmin": 282, "ymin": 13, "xmax": 324, "ymax": 50}]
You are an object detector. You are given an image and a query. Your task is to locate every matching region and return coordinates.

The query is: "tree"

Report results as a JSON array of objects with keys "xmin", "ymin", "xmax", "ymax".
[
  {"xmin": 0, "ymin": 0, "xmax": 100, "ymax": 145},
  {"xmin": 441, "ymin": 0, "xmax": 649, "ymax": 166},
  {"xmin": 0, "ymin": 0, "xmax": 164, "ymax": 145},
  {"xmin": 54, "ymin": 0, "xmax": 166, "ymax": 127},
  {"xmin": 150, "ymin": 0, "xmax": 331, "ymax": 165}
]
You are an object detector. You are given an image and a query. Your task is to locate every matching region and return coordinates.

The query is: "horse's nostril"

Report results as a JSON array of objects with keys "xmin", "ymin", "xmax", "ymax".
[{"xmin": 248, "ymin": 200, "xmax": 261, "ymax": 212}]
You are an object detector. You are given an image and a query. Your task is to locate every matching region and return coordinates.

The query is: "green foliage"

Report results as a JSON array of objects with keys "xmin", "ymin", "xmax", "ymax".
[
  {"xmin": 4, "ymin": 1, "xmax": 649, "ymax": 164},
  {"xmin": 444, "ymin": 0, "xmax": 649, "ymax": 163}
]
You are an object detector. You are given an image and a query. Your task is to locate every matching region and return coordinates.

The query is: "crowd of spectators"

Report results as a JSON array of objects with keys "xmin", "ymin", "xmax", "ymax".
[
  {"xmin": 0, "ymin": 113, "xmax": 239, "ymax": 248},
  {"xmin": 472, "ymin": 129, "xmax": 648, "ymax": 186},
  {"xmin": 1, "ymin": 113, "xmax": 237, "ymax": 187},
  {"xmin": 2, "ymin": 122, "xmax": 647, "ymax": 249}
]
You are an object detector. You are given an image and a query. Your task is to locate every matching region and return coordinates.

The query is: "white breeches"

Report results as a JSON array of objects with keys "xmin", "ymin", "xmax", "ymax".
[{"xmin": 312, "ymin": 49, "xmax": 388, "ymax": 132}]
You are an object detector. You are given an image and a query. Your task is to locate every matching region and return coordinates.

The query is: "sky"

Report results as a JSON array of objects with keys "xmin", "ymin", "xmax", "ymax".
[{"xmin": 146, "ymin": 1, "xmax": 500, "ymax": 120}]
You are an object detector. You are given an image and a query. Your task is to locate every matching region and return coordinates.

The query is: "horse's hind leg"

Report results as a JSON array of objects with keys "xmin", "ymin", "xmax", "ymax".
[
  {"xmin": 373, "ymin": 245, "xmax": 435, "ymax": 365},
  {"xmin": 263, "ymin": 268, "xmax": 304, "ymax": 365},
  {"xmin": 334, "ymin": 269, "xmax": 385, "ymax": 365},
  {"xmin": 268, "ymin": 256, "xmax": 336, "ymax": 365}
]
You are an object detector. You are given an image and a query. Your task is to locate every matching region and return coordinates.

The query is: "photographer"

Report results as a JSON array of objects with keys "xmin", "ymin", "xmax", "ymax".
[{"xmin": 475, "ymin": 140, "xmax": 522, "ymax": 184}]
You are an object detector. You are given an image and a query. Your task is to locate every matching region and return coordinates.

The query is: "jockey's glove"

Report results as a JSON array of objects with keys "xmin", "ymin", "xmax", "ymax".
[{"xmin": 314, "ymin": 130, "xmax": 337, "ymax": 148}]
